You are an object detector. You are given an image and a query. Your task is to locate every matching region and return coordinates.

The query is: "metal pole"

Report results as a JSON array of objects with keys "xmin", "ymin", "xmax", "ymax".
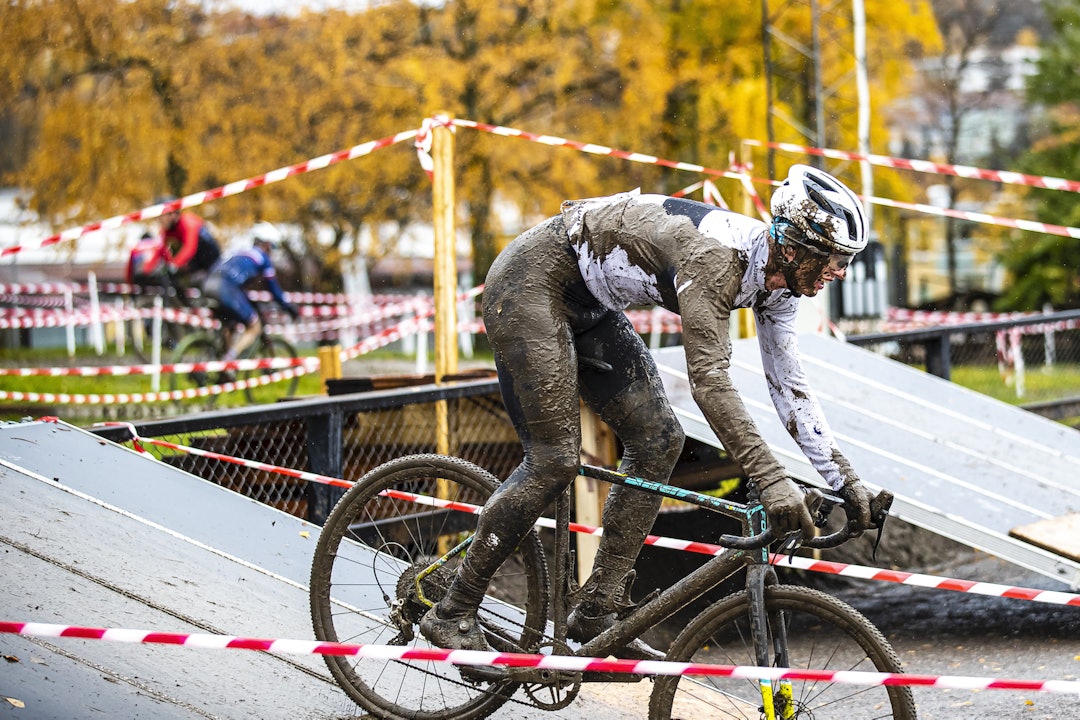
[
  {"xmin": 811, "ymin": 0, "xmax": 825, "ymax": 169},
  {"xmin": 760, "ymin": 0, "xmax": 776, "ymax": 181},
  {"xmin": 853, "ymin": 0, "xmax": 874, "ymax": 228}
]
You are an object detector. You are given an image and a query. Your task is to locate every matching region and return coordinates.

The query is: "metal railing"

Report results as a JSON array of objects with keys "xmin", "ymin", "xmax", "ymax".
[
  {"xmin": 847, "ymin": 308, "xmax": 1080, "ymax": 418},
  {"xmin": 90, "ymin": 378, "xmax": 522, "ymax": 525}
]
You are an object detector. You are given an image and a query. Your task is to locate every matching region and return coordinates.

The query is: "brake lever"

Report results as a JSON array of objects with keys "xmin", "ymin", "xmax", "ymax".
[{"xmin": 869, "ymin": 489, "xmax": 894, "ymax": 561}]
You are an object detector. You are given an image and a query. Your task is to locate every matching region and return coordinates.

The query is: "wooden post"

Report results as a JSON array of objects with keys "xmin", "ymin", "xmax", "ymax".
[
  {"xmin": 432, "ymin": 114, "xmax": 458, "ymax": 456},
  {"xmin": 317, "ymin": 345, "xmax": 342, "ymax": 394},
  {"xmin": 577, "ymin": 404, "xmax": 617, "ymax": 585}
]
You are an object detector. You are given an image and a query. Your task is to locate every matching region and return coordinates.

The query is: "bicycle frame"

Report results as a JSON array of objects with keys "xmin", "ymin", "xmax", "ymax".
[
  {"xmin": 567, "ymin": 466, "xmax": 801, "ymax": 718},
  {"xmin": 566, "ymin": 465, "xmax": 768, "ymax": 652}
]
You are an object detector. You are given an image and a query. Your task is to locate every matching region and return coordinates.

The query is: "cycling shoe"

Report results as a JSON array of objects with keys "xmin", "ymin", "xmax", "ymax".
[{"xmin": 419, "ymin": 606, "xmax": 507, "ymax": 683}]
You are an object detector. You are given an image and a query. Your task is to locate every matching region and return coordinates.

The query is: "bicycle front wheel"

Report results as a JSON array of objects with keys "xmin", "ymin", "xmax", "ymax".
[
  {"xmin": 310, "ymin": 454, "xmax": 550, "ymax": 720},
  {"xmin": 240, "ymin": 334, "xmax": 300, "ymax": 403},
  {"xmin": 168, "ymin": 334, "xmax": 220, "ymax": 404},
  {"xmin": 650, "ymin": 584, "xmax": 917, "ymax": 720}
]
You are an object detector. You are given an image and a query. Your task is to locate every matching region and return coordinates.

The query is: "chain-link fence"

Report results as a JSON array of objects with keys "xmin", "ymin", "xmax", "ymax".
[
  {"xmin": 847, "ymin": 309, "xmax": 1080, "ymax": 416},
  {"xmin": 91, "ymin": 379, "xmax": 523, "ymax": 525},
  {"xmin": 89, "ymin": 309, "xmax": 1080, "ymax": 527}
]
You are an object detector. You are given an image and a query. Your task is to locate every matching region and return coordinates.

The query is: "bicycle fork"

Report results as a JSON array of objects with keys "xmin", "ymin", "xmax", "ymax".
[{"xmin": 746, "ymin": 514, "xmax": 795, "ymax": 720}]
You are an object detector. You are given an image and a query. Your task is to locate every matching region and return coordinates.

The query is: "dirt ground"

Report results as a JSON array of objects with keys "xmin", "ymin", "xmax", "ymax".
[{"xmin": 829, "ymin": 548, "xmax": 1080, "ymax": 719}]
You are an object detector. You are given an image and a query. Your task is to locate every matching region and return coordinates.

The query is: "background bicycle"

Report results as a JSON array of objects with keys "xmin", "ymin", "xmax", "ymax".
[
  {"xmin": 128, "ymin": 273, "xmax": 196, "ymax": 364},
  {"xmin": 309, "ymin": 454, "xmax": 914, "ymax": 720},
  {"xmin": 169, "ymin": 301, "xmax": 301, "ymax": 404}
]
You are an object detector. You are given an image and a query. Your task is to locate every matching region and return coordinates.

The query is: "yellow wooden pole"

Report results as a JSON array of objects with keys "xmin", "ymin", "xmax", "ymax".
[
  {"xmin": 317, "ymin": 344, "xmax": 342, "ymax": 394},
  {"xmin": 432, "ymin": 114, "xmax": 458, "ymax": 456},
  {"xmin": 577, "ymin": 404, "xmax": 616, "ymax": 585}
]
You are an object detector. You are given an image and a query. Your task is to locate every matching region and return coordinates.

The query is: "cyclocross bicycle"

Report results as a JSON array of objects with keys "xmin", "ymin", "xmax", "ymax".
[
  {"xmin": 168, "ymin": 303, "xmax": 300, "ymax": 403},
  {"xmin": 310, "ymin": 454, "xmax": 916, "ymax": 720},
  {"xmin": 129, "ymin": 273, "xmax": 192, "ymax": 364}
]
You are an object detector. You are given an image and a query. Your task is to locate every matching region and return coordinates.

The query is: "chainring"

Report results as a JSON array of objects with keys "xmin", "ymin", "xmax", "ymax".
[{"xmin": 521, "ymin": 641, "xmax": 581, "ymax": 710}]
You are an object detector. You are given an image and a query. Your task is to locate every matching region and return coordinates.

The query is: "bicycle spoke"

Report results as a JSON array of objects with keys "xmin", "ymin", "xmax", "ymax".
[
  {"xmin": 651, "ymin": 586, "xmax": 915, "ymax": 720},
  {"xmin": 310, "ymin": 455, "xmax": 549, "ymax": 720}
]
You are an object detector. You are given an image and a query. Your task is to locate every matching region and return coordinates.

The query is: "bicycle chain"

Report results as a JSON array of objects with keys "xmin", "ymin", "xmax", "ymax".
[{"xmin": 397, "ymin": 604, "xmax": 576, "ymax": 712}]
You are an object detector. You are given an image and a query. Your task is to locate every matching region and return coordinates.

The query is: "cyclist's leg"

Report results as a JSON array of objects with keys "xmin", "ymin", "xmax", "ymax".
[
  {"xmin": 569, "ymin": 313, "xmax": 684, "ymax": 647},
  {"xmin": 212, "ymin": 279, "xmax": 260, "ymax": 361},
  {"xmin": 422, "ymin": 217, "xmax": 584, "ymax": 651}
]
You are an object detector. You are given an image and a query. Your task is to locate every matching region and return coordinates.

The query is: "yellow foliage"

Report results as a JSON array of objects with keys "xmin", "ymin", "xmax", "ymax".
[{"xmin": 3, "ymin": 0, "xmax": 944, "ymax": 285}]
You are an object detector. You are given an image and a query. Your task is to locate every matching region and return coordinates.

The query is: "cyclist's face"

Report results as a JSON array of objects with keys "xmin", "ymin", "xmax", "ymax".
[{"xmin": 779, "ymin": 244, "xmax": 853, "ymax": 297}]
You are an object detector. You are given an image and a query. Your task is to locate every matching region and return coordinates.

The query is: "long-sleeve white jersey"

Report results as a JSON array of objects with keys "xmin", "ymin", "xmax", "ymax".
[{"xmin": 561, "ymin": 190, "xmax": 850, "ymax": 491}]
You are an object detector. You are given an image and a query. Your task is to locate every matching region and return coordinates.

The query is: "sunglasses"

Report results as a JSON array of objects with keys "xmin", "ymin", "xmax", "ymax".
[{"xmin": 771, "ymin": 220, "xmax": 854, "ymax": 273}]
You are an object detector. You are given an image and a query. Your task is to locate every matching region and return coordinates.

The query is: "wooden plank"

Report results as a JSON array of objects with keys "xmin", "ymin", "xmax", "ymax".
[{"xmin": 1009, "ymin": 513, "xmax": 1080, "ymax": 563}]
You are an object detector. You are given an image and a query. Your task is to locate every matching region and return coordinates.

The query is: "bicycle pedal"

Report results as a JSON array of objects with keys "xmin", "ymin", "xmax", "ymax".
[{"xmin": 581, "ymin": 671, "xmax": 645, "ymax": 683}]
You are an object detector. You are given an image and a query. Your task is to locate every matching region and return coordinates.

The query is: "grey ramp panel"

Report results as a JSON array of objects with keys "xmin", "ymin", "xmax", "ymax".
[
  {"xmin": 1, "ymin": 449, "xmax": 346, "ymax": 720},
  {"xmin": 652, "ymin": 334, "xmax": 1080, "ymax": 588},
  {"xmin": 0, "ymin": 419, "xmax": 320, "ymax": 588},
  {"xmin": 0, "ymin": 421, "xmax": 638, "ymax": 720}
]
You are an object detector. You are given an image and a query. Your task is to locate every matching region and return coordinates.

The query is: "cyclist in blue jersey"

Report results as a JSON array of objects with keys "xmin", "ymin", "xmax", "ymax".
[{"xmin": 201, "ymin": 221, "xmax": 300, "ymax": 364}]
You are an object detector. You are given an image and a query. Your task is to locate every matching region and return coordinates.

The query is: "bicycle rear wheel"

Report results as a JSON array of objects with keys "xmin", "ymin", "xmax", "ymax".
[
  {"xmin": 650, "ymin": 584, "xmax": 917, "ymax": 720},
  {"xmin": 240, "ymin": 334, "xmax": 300, "ymax": 403},
  {"xmin": 310, "ymin": 454, "xmax": 550, "ymax": 720}
]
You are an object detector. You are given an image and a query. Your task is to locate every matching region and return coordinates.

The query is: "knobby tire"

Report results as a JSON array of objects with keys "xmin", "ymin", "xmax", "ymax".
[
  {"xmin": 649, "ymin": 584, "xmax": 917, "ymax": 720},
  {"xmin": 241, "ymin": 334, "xmax": 300, "ymax": 403},
  {"xmin": 168, "ymin": 334, "xmax": 221, "ymax": 405},
  {"xmin": 310, "ymin": 454, "xmax": 550, "ymax": 720}
]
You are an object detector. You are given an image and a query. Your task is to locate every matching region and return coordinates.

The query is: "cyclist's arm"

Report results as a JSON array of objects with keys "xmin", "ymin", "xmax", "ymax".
[
  {"xmin": 757, "ymin": 305, "xmax": 851, "ymax": 491},
  {"xmin": 259, "ymin": 261, "xmax": 297, "ymax": 318},
  {"xmin": 676, "ymin": 244, "xmax": 788, "ymax": 488}
]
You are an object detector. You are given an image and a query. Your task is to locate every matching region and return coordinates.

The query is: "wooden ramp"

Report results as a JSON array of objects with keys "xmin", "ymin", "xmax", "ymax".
[{"xmin": 653, "ymin": 334, "xmax": 1080, "ymax": 589}]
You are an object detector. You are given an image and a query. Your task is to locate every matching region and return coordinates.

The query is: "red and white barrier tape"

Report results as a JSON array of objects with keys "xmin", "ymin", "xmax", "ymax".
[
  {"xmin": 0, "ymin": 305, "xmax": 219, "ymax": 332},
  {"xmin": 6, "ymin": 117, "xmax": 1080, "ymax": 266},
  {"xmin": 745, "ymin": 139, "xmax": 1080, "ymax": 194},
  {"xmin": 0, "ymin": 130, "xmax": 418, "ymax": 258},
  {"xmin": 0, "ymin": 281, "xmax": 413, "ymax": 309},
  {"xmin": 1, "ymin": 355, "xmax": 313, "ymax": 378},
  {"xmin": 1, "ymin": 621, "xmax": 1076, "ymax": 694},
  {"xmin": 107, "ymin": 431, "xmax": 1080, "ymax": 609},
  {"xmin": 869, "ymin": 195, "xmax": 1080, "ymax": 240},
  {"xmin": 885, "ymin": 308, "xmax": 1034, "ymax": 325},
  {"xmin": 0, "ymin": 364, "xmax": 312, "ymax": 405},
  {"xmin": 454, "ymin": 118, "xmax": 747, "ymax": 181}
]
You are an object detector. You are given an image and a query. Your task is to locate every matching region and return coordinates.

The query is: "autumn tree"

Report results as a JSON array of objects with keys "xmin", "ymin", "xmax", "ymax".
[
  {"xmin": 0, "ymin": 0, "xmax": 215, "ymax": 222},
  {"xmin": 1, "ymin": 0, "xmax": 946, "ymax": 293},
  {"xmin": 999, "ymin": 0, "xmax": 1080, "ymax": 310}
]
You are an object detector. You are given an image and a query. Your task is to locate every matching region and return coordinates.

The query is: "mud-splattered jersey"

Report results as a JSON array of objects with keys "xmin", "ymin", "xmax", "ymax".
[{"xmin": 561, "ymin": 190, "xmax": 849, "ymax": 491}]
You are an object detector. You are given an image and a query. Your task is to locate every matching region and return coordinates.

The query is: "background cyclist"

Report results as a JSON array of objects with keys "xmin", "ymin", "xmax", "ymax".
[
  {"xmin": 201, "ymin": 221, "xmax": 300, "ymax": 367},
  {"xmin": 157, "ymin": 198, "xmax": 222, "ymax": 295}
]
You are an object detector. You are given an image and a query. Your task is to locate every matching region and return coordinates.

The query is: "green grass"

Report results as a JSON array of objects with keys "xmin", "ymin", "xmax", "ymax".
[{"xmin": 949, "ymin": 363, "xmax": 1080, "ymax": 405}]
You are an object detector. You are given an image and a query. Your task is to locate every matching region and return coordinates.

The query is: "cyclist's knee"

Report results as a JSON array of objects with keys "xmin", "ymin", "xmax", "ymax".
[
  {"xmin": 603, "ymin": 395, "xmax": 684, "ymax": 470},
  {"xmin": 523, "ymin": 444, "xmax": 581, "ymax": 481}
]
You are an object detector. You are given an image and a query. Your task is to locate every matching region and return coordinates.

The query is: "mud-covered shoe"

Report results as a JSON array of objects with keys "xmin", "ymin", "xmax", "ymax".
[
  {"xmin": 566, "ymin": 606, "xmax": 665, "ymax": 662},
  {"xmin": 418, "ymin": 606, "xmax": 506, "ymax": 683}
]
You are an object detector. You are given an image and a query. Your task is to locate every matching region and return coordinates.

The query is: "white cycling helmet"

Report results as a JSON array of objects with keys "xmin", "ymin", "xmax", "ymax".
[
  {"xmin": 769, "ymin": 164, "xmax": 868, "ymax": 255},
  {"xmin": 251, "ymin": 221, "xmax": 283, "ymax": 248}
]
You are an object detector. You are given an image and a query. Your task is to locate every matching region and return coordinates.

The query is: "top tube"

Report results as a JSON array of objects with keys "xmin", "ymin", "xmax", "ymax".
[{"xmin": 579, "ymin": 464, "xmax": 759, "ymax": 521}]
